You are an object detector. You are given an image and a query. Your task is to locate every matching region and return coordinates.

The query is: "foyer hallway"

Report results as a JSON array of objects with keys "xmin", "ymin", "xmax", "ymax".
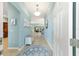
[{"xmin": 2, "ymin": 2, "xmax": 69, "ymax": 56}]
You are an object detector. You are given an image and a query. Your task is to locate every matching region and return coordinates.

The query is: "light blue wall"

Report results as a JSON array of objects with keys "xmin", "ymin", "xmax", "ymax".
[
  {"xmin": 18, "ymin": 12, "xmax": 32, "ymax": 47},
  {"xmin": 8, "ymin": 3, "xmax": 31, "ymax": 48},
  {"xmin": 43, "ymin": 15, "xmax": 53, "ymax": 45},
  {"xmin": 8, "ymin": 3, "xmax": 20, "ymax": 48}
]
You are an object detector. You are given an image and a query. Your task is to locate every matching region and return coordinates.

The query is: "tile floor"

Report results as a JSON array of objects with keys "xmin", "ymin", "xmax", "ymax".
[{"xmin": 3, "ymin": 32, "xmax": 52, "ymax": 56}]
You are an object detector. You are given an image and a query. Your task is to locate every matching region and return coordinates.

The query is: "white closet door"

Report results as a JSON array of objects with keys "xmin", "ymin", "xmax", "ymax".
[
  {"xmin": 52, "ymin": 2, "xmax": 69, "ymax": 56},
  {"xmin": 0, "ymin": 2, "xmax": 3, "ymax": 38},
  {"xmin": 0, "ymin": 2, "xmax": 3, "ymax": 51}
]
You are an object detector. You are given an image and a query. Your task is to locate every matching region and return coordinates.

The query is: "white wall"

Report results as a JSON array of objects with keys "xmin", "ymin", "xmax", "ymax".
[
  {"xmin": 3, "ymin": 2, "xmax": 8, "ymax": 18},
  {"xmin": 52, "ymin": 3, "xmax": 69, "ymax": 56},
  {"xmin": 0, "ymin": 2, "xmax": 3, "ymax": 38},
  {"xmin": 76, "ymin": 2, "xmax": 79, "ymax": 56}
]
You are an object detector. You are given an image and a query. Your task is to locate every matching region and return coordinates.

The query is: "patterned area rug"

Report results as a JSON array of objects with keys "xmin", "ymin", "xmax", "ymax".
[{"xmin": 17, "ymin": 45, "xmax": 53, "ymax": 56}]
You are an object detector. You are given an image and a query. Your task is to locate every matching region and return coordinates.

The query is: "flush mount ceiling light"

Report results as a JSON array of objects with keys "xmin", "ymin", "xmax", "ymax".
[
  {"xmin": 34, "ymin": 11, "xmax": 40, "ymax": 16},
  {"xmin": 34, "ymin": 3, "xmax": 41, "ymax": 16}
]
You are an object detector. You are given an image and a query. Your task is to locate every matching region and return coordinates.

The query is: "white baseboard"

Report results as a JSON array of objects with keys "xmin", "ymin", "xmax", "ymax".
[
  {"xmin": 18, "ymin": 45, "xmax": 25, "ymax": 51},
  {"xmin": 44, "ymin": 36, "xmax": 53, "ymax": 50},
  {"xmin": 8, "ymin": 47, "xmax": 18, "ymax": 49}
]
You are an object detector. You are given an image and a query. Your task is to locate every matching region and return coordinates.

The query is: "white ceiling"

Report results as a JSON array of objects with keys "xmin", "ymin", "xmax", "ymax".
[
  {"xmin": 3, "ymin": 2, "xmax": 55, "ymax": 18},
  {"xmin": 24, "ymin": 2, "xmax": 52, "ymax": 17}
]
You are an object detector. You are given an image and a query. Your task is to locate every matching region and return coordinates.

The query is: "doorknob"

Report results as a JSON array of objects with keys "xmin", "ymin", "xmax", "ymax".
[{"xmin": 70, "ymin": 39, "xmax": 79, "ymax": 48}]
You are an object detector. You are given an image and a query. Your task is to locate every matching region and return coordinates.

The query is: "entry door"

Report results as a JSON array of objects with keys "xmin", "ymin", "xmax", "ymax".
[
  {"xmin": 52, "ymin": 2, "xmax": 78, "ymax": 56},
  {"xmin": 69, "ymin": 2, "xmax": 79, "ymax": 56}
]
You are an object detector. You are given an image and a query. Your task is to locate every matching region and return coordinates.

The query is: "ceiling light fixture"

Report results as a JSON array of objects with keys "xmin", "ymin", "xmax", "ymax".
[
  {"xmin": 34, "ymin": 3, "xmax": 41, "ymax": 16},
  {"xmin": 34, "ymin": 11, "xmax": 40, "ymax": 16}
]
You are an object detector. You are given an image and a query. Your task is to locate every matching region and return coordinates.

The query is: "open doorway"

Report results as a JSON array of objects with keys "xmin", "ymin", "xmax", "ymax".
[{"xmin": 3, "ymin": 17, "xmax": 8, "ymax": 49}]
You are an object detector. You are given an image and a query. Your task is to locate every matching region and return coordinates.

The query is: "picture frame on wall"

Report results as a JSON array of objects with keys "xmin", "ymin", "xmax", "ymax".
[
  {"xmin": 24, "ymin": 19, "xmax": 30, "ymax": 27},
  {"xmin": 46, "ymin": 19, "xmax": 48, "ymax": 29},
  {"xmin": 11, "ymin": 18, "xmax": 16, "ymax": 25}
]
